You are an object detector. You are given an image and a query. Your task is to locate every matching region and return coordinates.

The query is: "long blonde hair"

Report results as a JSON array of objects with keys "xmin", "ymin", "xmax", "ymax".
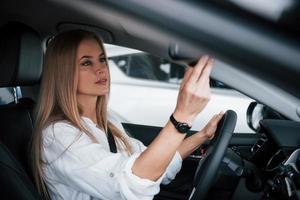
[{"xmin": 31, "ymin": 30, "xmax": 132, "ymax": 198}]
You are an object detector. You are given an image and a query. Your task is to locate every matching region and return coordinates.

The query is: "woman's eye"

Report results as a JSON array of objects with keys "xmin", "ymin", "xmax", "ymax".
[
  {"xmin": 99, "ymin": 57, "xmax": 107, "ymax": 63},
  {"xmin": 81, "ymin": 60, "xmax": 92, "ymax": 67}
]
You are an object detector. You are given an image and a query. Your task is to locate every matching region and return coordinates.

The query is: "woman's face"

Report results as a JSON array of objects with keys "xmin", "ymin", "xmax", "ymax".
[{"xmin": 76, "ymin": 38, "xmax": 109, "ymax": 97}]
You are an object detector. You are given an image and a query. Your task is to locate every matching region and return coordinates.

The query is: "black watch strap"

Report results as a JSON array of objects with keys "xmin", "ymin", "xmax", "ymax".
[{"xmin": 170, "ymin": 114, "xmax": 191, "ymax": 133}]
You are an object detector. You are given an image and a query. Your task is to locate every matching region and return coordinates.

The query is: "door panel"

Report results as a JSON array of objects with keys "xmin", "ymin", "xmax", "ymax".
[{"xmin": 123, "ymin": 123, "xmax": 259, "ymax": 151}]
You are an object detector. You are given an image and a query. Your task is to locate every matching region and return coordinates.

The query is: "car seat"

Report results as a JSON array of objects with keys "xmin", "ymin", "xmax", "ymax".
[{"xmin": 0, "ymin": 22, "xmax": 42, "ymax": 199}]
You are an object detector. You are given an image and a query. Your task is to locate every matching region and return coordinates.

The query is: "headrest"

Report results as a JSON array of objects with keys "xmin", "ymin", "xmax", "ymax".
[{"xmin": 0, "ymin": 22, "xmax": 43, "ymax": 87}]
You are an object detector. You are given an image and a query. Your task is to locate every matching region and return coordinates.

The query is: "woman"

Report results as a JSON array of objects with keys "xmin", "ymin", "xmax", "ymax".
[{"xmin": 32, "ymin": 30, "xmax": 224, "ymax": 200}]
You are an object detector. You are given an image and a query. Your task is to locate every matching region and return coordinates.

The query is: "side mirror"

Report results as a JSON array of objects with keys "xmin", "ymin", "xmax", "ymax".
[
  {"xmin": 246, "ymin": 102, "xmax": 264, "ymax": 132},
  {"xmin": 247, "ymin": 102, "xmax": 287, "ymax": 132}
]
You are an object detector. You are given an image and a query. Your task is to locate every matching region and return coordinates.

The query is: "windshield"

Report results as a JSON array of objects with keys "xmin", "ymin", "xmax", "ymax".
[{"xmin": 195, "ymin": 0, "xmax": 300, "ymax": 37}]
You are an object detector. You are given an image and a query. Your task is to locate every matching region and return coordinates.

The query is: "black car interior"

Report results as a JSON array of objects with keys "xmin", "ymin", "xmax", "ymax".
[
  {"xmin": 0, "ymin": 3, "xmax": 300, "ymax": 198},
  {"xmin": 0, "ymin": 22, "xmax": 42, "ymax": 199}
]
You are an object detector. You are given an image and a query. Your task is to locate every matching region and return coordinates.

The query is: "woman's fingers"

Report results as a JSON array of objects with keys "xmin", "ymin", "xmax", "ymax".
[
  {"xmin": 203, "ymin": 112, "xmax": 224, "ymax": 139},
  {"xmin": 217, "ymin": 111, "xmax": 224, "ymax": 120},
  {"xmin": 202, "ymin": 58, "xmax": 214, "ymax": 81},
  {"xmin": 180, "ymin": 67, "xmax": 193, "ymax": 90},
  {"xmin": 196, "ymin": 57, "xmax": 214, "ymax": 85},
  {"xmin": 181, "ymin": 55, "xmax": 211, "ymax": 89},
  {"xmin": 211, "ymin": 112, "xmax": 224, "ymax": 125},
  {"xmin": 190, "ymin": 57, "xmax": 213, "ymax": 99},
  {"xmin": 208, "ymin": 113, "xmax": 219, "ymax": 127},
  {"xmin": 189, "ymin": 55, "xmax": 210, "ymax": 83}
]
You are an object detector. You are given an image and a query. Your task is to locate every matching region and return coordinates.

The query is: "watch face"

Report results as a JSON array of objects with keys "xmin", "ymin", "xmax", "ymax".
[{"xmin": 177, "ymin": 123, "xmax": 190, "ymax": 133}]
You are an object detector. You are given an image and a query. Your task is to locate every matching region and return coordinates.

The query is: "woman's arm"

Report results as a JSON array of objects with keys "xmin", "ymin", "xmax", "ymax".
[{"xmin": 132, "ymin": 56, "xmax": 213, "ymax": 181}]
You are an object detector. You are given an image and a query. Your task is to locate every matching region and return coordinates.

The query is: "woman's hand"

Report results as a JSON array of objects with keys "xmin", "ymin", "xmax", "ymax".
[
  {"xmin": 177, "ymin": 112, "xmax": 224, "ymax": 159},
  {"xmin": 201, "ymin": 112, "xmax": 224, "ymax": 140},
  {"xmin": 173, "ymin": 55, "xmax": 213, "ymax": 125}
]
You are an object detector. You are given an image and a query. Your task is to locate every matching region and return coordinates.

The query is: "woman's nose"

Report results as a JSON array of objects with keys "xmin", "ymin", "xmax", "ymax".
[
  {"xmin": 97, "ymin": 70, "xmax": 105, "ymax": 75},
  {"xmin": 95, "ymin": 64, "xmax": 107, "ymax": 75}
]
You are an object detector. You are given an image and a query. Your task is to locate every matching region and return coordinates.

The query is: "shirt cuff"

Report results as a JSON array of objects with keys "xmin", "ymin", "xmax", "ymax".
[
  {"xmin": 122, "ymin": 153, "xmax": 163, "ymax": 194},
  {"xmin": 161, "ymin": 151, "xmax": 183, "ymax": 185},
  {"xmin": 120, "ymin": 151, "xmax": 183, "ymax": 197}
]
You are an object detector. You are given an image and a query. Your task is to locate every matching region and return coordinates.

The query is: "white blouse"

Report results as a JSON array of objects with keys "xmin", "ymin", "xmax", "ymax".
[{"xmin": 42, "ymin": 112, "xmax": 182, "ymax": 200}]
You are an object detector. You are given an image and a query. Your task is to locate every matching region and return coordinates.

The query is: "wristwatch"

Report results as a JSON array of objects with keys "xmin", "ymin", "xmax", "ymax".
[{"xmin": 169, "ymin": 114, "xmax": 191, "ymax": 133}]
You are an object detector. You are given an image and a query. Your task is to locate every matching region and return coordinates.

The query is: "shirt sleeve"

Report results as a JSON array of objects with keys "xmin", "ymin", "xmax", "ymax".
[{"xmin": 43, "ymin": 122, "xmax": 182, "ymax": 200}]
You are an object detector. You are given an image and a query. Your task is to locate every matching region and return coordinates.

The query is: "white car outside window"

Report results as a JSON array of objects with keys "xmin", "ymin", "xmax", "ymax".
[{"xmin": 106, "ymin": 44, "xmax": 254, "ymax": 133}]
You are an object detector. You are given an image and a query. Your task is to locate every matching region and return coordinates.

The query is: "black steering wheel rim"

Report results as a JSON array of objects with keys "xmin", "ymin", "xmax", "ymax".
[{"xmin": 190, "ymin": 110, "xmax": 237, "ymax": 200}]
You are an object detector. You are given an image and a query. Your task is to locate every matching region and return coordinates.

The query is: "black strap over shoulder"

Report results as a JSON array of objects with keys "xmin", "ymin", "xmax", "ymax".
[{"xmin": 107, "ymin": 128, "xmax": 117, "ymax": 153}]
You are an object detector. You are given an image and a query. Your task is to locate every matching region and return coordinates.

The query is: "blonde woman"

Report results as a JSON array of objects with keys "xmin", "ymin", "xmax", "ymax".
[{"xmin": 32, "ymin": 30, "xmax": 224, "ymax": 200}]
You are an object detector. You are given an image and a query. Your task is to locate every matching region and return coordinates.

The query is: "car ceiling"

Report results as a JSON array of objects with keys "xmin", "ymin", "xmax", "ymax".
[{"xmin": 0, "ymin": 0, "xmax": 299, "ymax": 121}]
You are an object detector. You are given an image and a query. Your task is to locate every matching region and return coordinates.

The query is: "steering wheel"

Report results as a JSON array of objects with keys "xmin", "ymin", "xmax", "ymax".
[{"xmin": 189, "ymin": 110, "xmax": 237, "ymax": 200}]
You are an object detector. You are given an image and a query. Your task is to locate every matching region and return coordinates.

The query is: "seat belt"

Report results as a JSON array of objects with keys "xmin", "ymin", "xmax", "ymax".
[{"xmin": 107, "ymin": 128, "xmax": 117, "ymax": 153}]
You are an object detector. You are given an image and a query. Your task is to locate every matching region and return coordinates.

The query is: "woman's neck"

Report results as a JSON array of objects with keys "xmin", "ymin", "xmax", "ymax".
[{"xmin": 77, "ymin": 94, "xmax": 98, "ymax": 124}]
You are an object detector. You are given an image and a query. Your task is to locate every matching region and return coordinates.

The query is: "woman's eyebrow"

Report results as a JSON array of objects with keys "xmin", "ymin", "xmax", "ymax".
[
  {"xmin": 79, "ymin": 52, "xmax": 104, "ymax": 60},
  {"xmin": 80, "ymin": 55, "xmax": 92, "ymax": 60}
]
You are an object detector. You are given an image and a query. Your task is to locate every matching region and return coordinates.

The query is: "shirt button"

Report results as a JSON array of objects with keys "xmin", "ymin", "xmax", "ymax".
[{"xmin": 109, "ymin": 172, "xmax": 114, "ymax": 178}]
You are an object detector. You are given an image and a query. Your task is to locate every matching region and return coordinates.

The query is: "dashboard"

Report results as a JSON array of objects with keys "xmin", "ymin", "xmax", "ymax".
[{"xmin": 249, "ymin": 120, "xmax": 300, "ymax": 200}]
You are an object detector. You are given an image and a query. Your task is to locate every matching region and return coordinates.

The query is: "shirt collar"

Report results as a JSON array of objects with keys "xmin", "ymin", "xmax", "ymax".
[{"xmin": 81, "ymin": 116, "xmax": 97, "ymax": 127}]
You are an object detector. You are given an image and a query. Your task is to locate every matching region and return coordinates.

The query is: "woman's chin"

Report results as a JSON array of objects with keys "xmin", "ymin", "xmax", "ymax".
[
  {"xmin": 94, "ymin": 85, "xmax": 109, "ymax": 95},
  {"xmin": 97, "ymin": 90, "xmax": 109, "ymax": 96}
]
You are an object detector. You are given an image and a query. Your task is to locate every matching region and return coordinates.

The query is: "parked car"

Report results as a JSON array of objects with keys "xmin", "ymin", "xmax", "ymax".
[
  {"xmin": 0, "ymin": 0, "xmax": 299, "ymax": 200},
  {"xmin": 105, "ymin": 44, "xmax": 254, "ymax": 133}
]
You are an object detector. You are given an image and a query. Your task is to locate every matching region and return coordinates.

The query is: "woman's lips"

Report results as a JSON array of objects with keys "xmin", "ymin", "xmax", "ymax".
[{"xmin": 95, "ymin": 79, "xmax": 107, "ymax": 85}]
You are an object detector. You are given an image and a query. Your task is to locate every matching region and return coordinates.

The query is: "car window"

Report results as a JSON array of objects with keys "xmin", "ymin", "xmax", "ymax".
[
  {"xmin": 110, "ymin": 53, "xmax": 171, "ymax": 82},
  {"xmin": 109, "ymin": 53, "xmax": 230, "ymax": 89},
  {"xmin": 0, "ymin": 87, "xmax": 22, "ymax": 105},
  {"xmin": 107, "ymin": 45, "xmax": 254, "ymax": 133}
]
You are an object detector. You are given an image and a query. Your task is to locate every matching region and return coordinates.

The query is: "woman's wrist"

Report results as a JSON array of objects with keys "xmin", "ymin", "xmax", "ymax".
[
  {"xmin": 197, "ymin": 130, "xmax": 210, "ymax": 140},
  {"xmin": 172, "ymin": 111, "xmax": 195, "ymax": 127},
  {"xmin": 197, "ymin": 129, "xmax": 215, "ymax": 141}
]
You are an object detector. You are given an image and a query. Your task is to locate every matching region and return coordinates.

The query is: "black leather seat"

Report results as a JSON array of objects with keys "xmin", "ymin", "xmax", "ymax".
[
  {"xmin": 0, "ymin": 22, "xmax": 42, "ymax": 199},
  {"xmin": 0, "ymin": 98, "xmax": 35, "ymax": 179},
  {"xmin": 0, "ymin": 142, "xmax": 41, "ymax": 199}
]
